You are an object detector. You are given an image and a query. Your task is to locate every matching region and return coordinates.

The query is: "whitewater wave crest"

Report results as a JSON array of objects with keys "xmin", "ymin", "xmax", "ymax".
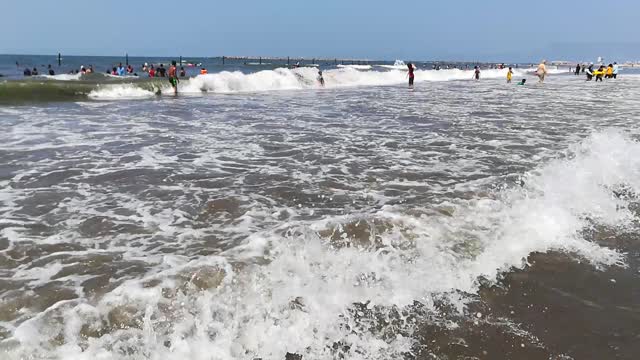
[{"xmin": 3, "ymin": 130, "xmax": 637, "ymax": 360}]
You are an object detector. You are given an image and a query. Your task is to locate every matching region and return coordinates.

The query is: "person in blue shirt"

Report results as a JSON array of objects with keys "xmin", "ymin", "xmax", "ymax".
[{"xmin": 117, "ymin": 63, "xmax": 126, "ymax": 76}]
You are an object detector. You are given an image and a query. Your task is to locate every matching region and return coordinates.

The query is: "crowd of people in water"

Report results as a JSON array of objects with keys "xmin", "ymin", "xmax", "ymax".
[
  {"xmin": 572, "ymin": 62, "xmax": 620, "ymax": 81},
  {"xmin": 403, "ymin": 59, "xmax": 621, "ymax": 88},
  {"xmin": 17, "ymin": 58, "xmax": 623, "ymax": 93}
]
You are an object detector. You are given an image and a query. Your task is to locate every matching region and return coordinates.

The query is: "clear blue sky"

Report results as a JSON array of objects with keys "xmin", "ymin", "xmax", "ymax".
[{"xmin": 2, "ymin": 0, "xmax": 639, "ymax": 62}]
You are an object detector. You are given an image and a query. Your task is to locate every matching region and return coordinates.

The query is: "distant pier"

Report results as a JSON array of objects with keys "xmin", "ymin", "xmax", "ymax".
[{"xmin": 216, "ymin": 56, "xmax": 372, "ymax": 66}]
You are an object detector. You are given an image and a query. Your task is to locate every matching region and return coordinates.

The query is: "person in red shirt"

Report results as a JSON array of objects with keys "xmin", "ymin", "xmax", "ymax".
[{"xmin": 148, "ymin": 65, "xmax": 155, "ymax": 78}]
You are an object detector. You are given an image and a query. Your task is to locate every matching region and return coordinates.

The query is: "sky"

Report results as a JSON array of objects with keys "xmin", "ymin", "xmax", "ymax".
[{"xmin": 2, "ymin": 0, "xmax": 640, "ymax": 62}]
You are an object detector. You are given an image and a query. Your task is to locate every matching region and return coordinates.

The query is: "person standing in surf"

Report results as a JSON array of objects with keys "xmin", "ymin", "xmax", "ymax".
[
  {"xmin": 407, "ymin": 62, "xmax": 415, "ymax": 88},
  {"xmin": 473, "ymin": 66, "xmax": 480, "ymax": 80},
  {"xmin": 168, "ymin": 61, "xmax": 179, "ymax": 95},
  {"xmin": 536, "ymin": 60, "xmax": 547, "ymax": 83},
  {"xmin": 586, "ymin": 64, "xmax": 594, "ymax": 81},
  {"xmin": 317, "ymin": 70, "xmax": 325, "ymax": 87},
  {"xmin": 594, "ymin": 65, "xmax": 605, "ymax": 82},
  {"xmin": 507, "ymin": 67, "xmax": 513, "ymax": 83}
]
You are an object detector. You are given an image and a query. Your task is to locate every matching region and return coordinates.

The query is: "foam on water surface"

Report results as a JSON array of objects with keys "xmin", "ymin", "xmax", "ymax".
[
  {"xmin": 84, "ymin": 67, "xmax": 525, "ymax": 98},
  {"xmin": 0, "ymin": 74, "xmax": 639, "ymax": 359}
]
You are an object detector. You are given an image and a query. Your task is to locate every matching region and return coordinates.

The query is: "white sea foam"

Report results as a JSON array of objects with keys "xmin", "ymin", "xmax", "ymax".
[
  {"xmin": 37, "ymin": 73, "xmax": 83, "ymax": 81},
  {"xmin": 176, "ymin": 67, "xmax": 525, "ymax": 95},
  {"xmin": 82, "ymin": 67, "xmax": 539, "ymax": 100},
  {"xmin": 88, "ymin": 84, "xmax": 156, "ymax": 99},
  {"xmin": 337, "ymin": 64, "xmax": 373, "ymax": 70},
  {"xmin": 4, "ymin": 130, "xmax": 637, "ymax": 360},
  {"xmin": 378, "ymin": 59, "xmax": 407, "ymax": 69}
]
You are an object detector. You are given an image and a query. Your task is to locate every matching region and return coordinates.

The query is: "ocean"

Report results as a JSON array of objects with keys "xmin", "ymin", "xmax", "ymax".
[{"xmin": 0, "ymin": 54, "xmax": 639, "ymax": 360}]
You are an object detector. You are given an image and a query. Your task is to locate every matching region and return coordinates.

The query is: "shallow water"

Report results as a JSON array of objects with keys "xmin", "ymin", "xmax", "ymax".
[{"xmin": 0, "ymin": 72, "xmax": 639, "ymax": 359}]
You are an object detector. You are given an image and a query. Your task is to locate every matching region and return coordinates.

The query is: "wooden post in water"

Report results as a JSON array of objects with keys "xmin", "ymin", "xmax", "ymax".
[
  {"xmin": 287, "ymin": 57, "xmax": 290, "ymax": 66},
  {"xmin": 259, "ymin": 57, "xmax": 262, "ymax": 65},
  {"xmin": 222, "ymin": 56, "xmax": 225, "ymax": 65},
  {"xmin": 180, "ymin": 56, "xmax": 182, "ymax": 65},
  {"xmin": 58, "ymin": 53, "xmax": 61, "ymax": 66},
  {"xmin": 126, "ymin": 53, "xmax": 129, "ymax": 66}
]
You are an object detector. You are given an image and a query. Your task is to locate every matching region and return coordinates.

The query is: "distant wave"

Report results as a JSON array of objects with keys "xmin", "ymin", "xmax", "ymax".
[
  {"xmin": 337, "ymin": 64, "xmax": 373, "ymax": 70},
  {"xmin": 3, "ymin": 67, "xmax": 533, "ymax": 103}
]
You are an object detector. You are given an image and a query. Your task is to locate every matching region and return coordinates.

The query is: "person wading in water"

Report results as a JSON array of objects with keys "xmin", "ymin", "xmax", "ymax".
[{"xmin": 168, "ymin": 61, "xmax": 179, "ymax": 95}]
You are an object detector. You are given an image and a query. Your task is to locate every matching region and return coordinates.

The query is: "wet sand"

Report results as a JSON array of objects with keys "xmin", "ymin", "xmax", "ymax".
[{"xmin": 415, "ymin": 244, "xmax": 640, "ymax": 360}]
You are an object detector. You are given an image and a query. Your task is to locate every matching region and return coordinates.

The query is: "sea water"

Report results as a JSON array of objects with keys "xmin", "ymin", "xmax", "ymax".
[{"xmin": 0, "ymin": 58, "xmax": 639, "ymax": 359}]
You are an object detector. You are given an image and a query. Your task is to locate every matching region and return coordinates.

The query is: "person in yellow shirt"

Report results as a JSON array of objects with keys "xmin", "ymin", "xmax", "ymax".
[
  {"xmin": 605, "ymin": 64, "xmax": 613, "ymax": 79},
  {"xmin": 507, "ymin": 66, "xmax": 513, "ymax": 83}
]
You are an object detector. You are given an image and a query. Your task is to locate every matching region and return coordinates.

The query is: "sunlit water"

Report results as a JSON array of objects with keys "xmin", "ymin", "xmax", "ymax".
[{"xmin": 1, "ymin": 72, "xmax": 639, "ymax": 359}]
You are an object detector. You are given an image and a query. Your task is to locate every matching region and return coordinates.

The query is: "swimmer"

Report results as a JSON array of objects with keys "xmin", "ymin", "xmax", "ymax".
[
  {"xmin": 536, "ymin": 60, "xmax": 547, "ymax": 83},
  {"xmin": 168, "ymin": 60, "xmax": 179, "ymax": 95},
  {"xmin": 473, "ymin": 66, "xmax": 480, "ymax": 80},
  {"xmin": 517, "ymin": 79, "xmax": 527, "ymax": 85},
  {"xmin": 317, "ymin": 70, "xmax": 325, "ymax": 87},
  {"xmin": 157, "ymin": 64, "xmax": 166, "ymax": 77}
]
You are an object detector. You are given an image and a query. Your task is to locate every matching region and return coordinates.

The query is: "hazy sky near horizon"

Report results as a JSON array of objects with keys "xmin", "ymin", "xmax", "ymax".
[{"xmin": 2, "ymin": 0, "xmax": 639, "ymax": 62}]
